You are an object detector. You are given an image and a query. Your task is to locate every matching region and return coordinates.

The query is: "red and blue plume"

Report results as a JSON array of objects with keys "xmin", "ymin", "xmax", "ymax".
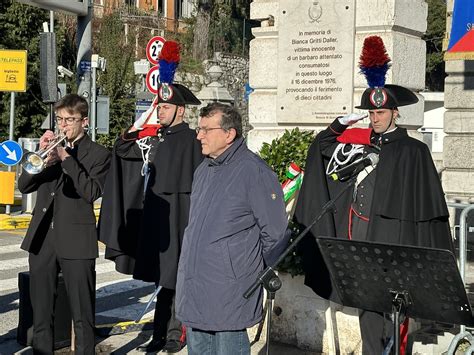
[
  {"xmin": 158, "ymin": 41, "xmax": 180, "ymax": 84},
  {"xmin": 359, "ymin": 36, "xmax": 391, "ymax": 88}
]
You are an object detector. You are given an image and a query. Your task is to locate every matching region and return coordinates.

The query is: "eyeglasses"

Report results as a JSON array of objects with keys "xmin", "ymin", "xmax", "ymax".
[
  {"xmin": 56, "ymin": 116, "xmax": 83, "ymax": 125},
  {"xmin": 195, "ymin": 126, "xmax": 224, "ymax": 135}
]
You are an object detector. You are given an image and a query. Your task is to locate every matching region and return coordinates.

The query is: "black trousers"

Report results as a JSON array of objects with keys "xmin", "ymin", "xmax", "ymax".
[
  {"xmin": 359, "ymin": 310, "xmax": 392, "ymax": 354},
  {"xmin": 28, "ymin": 229, "xmax": 96, "ymax": 355},
  {"xmin": 153, "ymin": 287, "xmax": 183, "ymax": 343}
]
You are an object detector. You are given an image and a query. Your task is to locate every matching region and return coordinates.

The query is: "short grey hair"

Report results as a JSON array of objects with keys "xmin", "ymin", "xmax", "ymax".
[{"xmin": 200, "ymin": 102, "xmax": 242, "ymax": 138}]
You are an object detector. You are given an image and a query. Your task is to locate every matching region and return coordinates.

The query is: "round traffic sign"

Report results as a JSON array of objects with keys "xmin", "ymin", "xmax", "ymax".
[
  {"xmin": 0, "ymin": 140, "xmax": 23, "ymax": 166},
  {"xmin": 145, "ymin": 66, "xmax": 160, "ymax": 94},
  {"xmin": 146, "ymin": 36, "xmax": 166, "ymax": 65}
]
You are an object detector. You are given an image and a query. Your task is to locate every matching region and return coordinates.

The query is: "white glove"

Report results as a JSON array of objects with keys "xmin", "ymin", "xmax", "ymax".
[
  {"xmin": 338, "ymin": 113, "xmax": 367, "ymax": 126},
  {"xmin": 133, "ymin": 103, "xmax": 156, "ymax": 130}
]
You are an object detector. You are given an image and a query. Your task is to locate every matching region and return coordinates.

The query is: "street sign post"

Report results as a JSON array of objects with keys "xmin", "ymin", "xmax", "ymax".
[
  {"xmin": 145, "ymin": 66, "xmax": 159, "ymax": 95},
  {"xmin": 135, "ymin": 99, "xmax": 158, "ymax": 125},
  {"xmin": 146, "ymin": 36, "xmax": 165, "ymax": 65},
  {"xmin": 0, "ymin": 50, "xmax": 27, "ymax": 92},
  {"xmin": 0, "ymin": 140, "xmax": 23, "ymax": 166},
  {"xmin": 135, "ymin": 100, "xmax": 153, "ymax": 121},
  {"xmin": 16, "ymin": 0, "xmax": 92, "ymax": 98},
  {"xmin": 0, "ymin": 140, "xmax": 22, "ymax": 210},
  {"xmin": 80, "ymin": 60, "xmax": 91, "ymax": 73}
]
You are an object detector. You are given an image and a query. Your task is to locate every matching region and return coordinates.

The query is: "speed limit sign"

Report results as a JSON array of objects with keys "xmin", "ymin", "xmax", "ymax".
[
  {"xmin": 145, "ymin": 66, "xmax": 159, "ymax": 94},
  {"xmin": 146, "ymin": 36, "xmax": 166, "ymax": 65}
]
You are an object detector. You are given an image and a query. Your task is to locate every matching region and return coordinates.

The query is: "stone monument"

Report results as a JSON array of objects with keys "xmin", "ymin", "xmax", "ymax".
[
  {"xmin": 248, "ymin": 0, "xmax": 427, "ymax": 152},
  {"xmin": 248, "ymin": 0, "xmax": 428, "ymax": 352},
  {"xmin": 276, "ymin": 0, "xmax": 355, "ymax": 124}
]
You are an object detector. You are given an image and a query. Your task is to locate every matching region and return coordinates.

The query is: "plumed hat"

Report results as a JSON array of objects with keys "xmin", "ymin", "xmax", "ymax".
[
  {"xmin": 355, "ymin": 36, "xmax": 418, "ymax": 109},
  {"xmin": 157, "ymin": 41, "xmax": 201, "ymax": 106}
]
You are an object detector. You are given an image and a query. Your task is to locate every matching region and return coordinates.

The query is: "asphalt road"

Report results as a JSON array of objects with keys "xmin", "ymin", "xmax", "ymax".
[
  {"xmin": 0, "ymin": 229, "xmax": 158, "ymax": 354},
  {"xmin": 0, "ymin": 229, "xmax": 312, "ymax": 355}
]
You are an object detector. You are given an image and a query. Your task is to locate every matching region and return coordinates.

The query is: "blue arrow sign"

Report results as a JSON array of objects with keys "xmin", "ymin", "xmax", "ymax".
[{"xmin": 0, "ymin": 140, "xmax": 23, "ymax": 166}]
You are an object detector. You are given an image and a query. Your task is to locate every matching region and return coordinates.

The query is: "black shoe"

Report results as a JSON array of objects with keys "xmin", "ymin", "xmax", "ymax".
[
  {"xmin": 161, "ymin": 339, "xmax": 186, "ymax": 353},
  {"xmin": 136, "ymin": 338, "xmax": 166, "ymax": 353}
]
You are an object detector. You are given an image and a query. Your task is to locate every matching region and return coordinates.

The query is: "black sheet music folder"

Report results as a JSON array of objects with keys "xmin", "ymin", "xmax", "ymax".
[{"xmin": 316, "ymin": 236, "xmax": 474, "ymax": 327}]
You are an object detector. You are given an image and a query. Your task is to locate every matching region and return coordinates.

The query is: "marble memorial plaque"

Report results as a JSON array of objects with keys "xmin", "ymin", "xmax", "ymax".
[{"xmin": 277, "ymin": 0, "xmax": 356, "ymax": 123}]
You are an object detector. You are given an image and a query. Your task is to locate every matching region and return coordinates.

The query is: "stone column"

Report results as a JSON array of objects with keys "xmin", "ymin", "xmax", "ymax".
[
  {"xmin": 248, "ymin": 0, "xmax": 427, "ymax": 153},
  {"xmin": 442, "ymin": 0, "xmax": 474, "ymax": 203},
  {"xmin": 248, "ymin": 0, "xmax": 280, "ymax": 152}
]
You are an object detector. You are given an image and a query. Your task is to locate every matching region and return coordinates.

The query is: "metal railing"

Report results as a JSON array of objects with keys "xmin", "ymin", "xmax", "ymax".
[
  {"xmin": 448, "ymin": 203, "xmax": 474, "ymax": 285},
  {"xmin": 446, "ymin": 202, "xmax": 474, "ymax": 354},
  {"xmin": 117, "ymin": 5, "xmax": 187, "ymax": 31}
]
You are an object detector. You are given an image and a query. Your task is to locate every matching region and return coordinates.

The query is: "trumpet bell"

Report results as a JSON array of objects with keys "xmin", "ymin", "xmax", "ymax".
[
  {"xmin": 21, "ymin": 152, "xmax": 45, "ymax": 175},
  {"xmin": 19, "ymin": 133, "xmax": 67, "ymax": 175}
]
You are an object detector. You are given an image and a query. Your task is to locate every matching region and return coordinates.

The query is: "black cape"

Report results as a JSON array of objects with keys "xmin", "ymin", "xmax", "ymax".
[
  {"xmin": 294, "ymin": 119, "xmax": 453, "ymax": 303},
  {"xmin": 98, "ymin": 122, "xmax": 203, "ymax": 288}
]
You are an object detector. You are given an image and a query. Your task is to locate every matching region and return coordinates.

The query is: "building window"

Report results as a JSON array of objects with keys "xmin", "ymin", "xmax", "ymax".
[{"xmin": 175, "ymin": 0, "xmax": 181, "ymax": 18}]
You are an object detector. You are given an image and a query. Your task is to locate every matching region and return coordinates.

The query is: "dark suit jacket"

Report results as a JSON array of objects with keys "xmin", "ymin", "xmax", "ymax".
[{"xmin": 19, "ymin": 134, "xmax": 111, "ymax": 259}]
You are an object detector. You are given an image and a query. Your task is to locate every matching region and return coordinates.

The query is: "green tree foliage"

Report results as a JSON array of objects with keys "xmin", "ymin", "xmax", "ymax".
[
  {"xmin": 190, "ymin": 0, "xmax": 252, "ymax": 61},
  {"xmin": 259, "ymin": 128, "xmax": 315, "ymax": 276},
  {"xmin": 94, "ymin": 13, "xmax": 137, "ymax": 148},
  {"xmin": 209, "ymin": 3, "xmax": 240, "ymax": 55},
  {"xmin": 0, "ymin": 1, "xmax": 49, "ymax": 140},
  {"xmin": 0, "ymin": 4, "xmax": 136, "ymax": 148},
  {"xmin": 192, "ymin": 1, "xmax": 212, "ymax": 61},
  {"xmin": 55, "ymin": 15, "xmax": 79, "ymax": 91},
  {"xmin": 424, "ymin": 0, "xmax": 447, "ymax": 91},
  {"xmin": 178, "ymin": 16, "xmax": 205, "ymax": 74}
]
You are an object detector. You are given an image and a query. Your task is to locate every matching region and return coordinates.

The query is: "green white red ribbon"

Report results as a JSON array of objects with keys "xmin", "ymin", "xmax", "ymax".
[{"xmin": 281, "ymin": 163, "xmax": 304, "ymax": 202}]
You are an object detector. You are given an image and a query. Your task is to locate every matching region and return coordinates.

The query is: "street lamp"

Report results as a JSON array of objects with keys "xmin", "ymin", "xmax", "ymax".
[
  {"xmin": 15, "ymin": 0, "xmax": 92, "ymax": 98},
  {"xmin": 90, "ymin": 54, "xmax": 106, "ymax": 141}
]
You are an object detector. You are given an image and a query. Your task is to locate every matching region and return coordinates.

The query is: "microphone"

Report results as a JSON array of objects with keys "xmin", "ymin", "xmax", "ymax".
[{"xmin": 330, "ymin": 153, "xmax": 379, "ymax": 181}]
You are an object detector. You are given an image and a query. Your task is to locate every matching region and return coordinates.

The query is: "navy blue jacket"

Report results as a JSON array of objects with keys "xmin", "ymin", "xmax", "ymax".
[{"xmin": 176, "ymin": 138, "xmax": 288, "ymax": 331}]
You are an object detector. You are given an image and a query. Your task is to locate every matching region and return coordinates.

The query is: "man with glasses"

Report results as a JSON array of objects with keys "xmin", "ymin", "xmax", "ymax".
[
  {"xmin": 175, "ymin": 102, "xmax": 289, "ymax": 355},
  {"xmin": 19, "ymin": 94, "xmax": 111, "ymax": 354},
  {"xmin": 99, "ymin": 54, "xmax": 203, "ymax": 352}
]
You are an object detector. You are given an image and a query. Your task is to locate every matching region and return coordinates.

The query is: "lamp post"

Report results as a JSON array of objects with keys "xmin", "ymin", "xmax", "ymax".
[
  {"xmin": 15, "ymin": 1, "xmax": 91, "ymax": 98},
  {"xmin": 90, "ymin": 54, "xmax": 106, "ymax": 141}
]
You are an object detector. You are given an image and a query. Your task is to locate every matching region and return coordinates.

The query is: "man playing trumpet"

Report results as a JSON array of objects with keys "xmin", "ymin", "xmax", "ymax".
[{"xmin": 19, "ymin": 94, "xmax": 111, "ymax": 354}]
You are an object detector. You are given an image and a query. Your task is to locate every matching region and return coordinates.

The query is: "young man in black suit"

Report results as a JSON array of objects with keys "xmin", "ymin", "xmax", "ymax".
[{"xmin": 19, "ymin": 94, "xmax": 111, "ymax": 354}]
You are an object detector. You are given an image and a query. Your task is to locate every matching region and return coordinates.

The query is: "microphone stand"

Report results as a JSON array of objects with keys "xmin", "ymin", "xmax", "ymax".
[{"xmin": 243, "ymin": 176, "xmax": 356, "ymax": 355}]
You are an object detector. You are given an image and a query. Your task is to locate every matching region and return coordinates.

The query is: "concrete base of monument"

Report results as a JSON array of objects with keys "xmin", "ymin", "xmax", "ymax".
[
  {"xmin": 269, "ymin": 273, "xmax": 464, "ymax": 354},
  {"xmin": 270, "ymin": 272, "xmax": 362, "ymax": 354}
]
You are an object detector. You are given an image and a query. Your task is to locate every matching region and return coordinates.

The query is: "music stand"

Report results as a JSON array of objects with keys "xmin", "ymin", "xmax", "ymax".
[{"xmin": 316, "ymin": 237, "xmax": 474, "ymax": 355}]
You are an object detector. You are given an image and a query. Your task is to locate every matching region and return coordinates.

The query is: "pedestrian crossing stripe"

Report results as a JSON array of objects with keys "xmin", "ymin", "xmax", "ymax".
[{"xmin": 0, "ymin": 238, "xmax": 158, "ymax": 343}]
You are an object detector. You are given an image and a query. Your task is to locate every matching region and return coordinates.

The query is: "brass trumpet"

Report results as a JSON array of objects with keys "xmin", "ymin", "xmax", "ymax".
[{"xmin": 21, "ymin": 133, "xmax": 67, "ymax": 174}]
